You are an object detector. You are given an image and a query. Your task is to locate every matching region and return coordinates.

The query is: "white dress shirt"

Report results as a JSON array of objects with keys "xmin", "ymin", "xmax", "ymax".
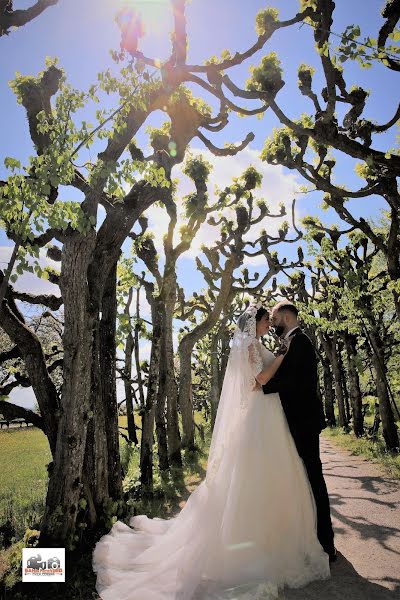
[{"xmin": 284, "ymin": 326, "xmax": 300, "ymax": 340}]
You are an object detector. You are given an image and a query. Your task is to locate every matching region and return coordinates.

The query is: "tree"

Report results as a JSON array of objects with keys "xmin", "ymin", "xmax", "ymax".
[
  {"xmin": 302, "ymin": 218, "xmax": 399, "ymax": 449},
  {"xmin": 3, "ymin": 0, "xmax": 303, "ymax": 545},
  {"xmin": 258, "ymin": 1, "xmax": 400, "ymax": 319},
  {"xmin": 0, "ymin": 0, "xmax": 58, "ymax": 37},
  {"xmin": 176, "ymin": 190, "xmax": 303, "ymax": 449}
]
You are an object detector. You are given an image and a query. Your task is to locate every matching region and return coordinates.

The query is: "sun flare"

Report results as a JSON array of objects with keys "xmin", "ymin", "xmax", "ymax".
[{"xmin": 116, "ymin": 0, "xmax": 171, "ymax": 41}]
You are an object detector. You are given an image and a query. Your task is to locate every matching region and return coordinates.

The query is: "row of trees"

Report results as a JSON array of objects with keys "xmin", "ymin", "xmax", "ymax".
[
  {"xmin": 116, "ymin": 209, "xmax": 399, "ymax": 469},
  {"xmin": 0, "ymin": 0, "xmax": 399, "ymax": 550}
]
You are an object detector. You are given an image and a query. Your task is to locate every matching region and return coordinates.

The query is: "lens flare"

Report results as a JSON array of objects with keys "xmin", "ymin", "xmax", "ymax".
[
  {"xmin": 168, "ymin": 141, "xmax": 177, "ymax": 157},
  {"xmin": 117, "ymin": 0, "xmax": 171, "ymax": 39}
]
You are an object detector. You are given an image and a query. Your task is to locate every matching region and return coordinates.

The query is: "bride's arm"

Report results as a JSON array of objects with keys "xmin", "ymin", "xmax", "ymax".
[{"xmin": 255, "ymin": 352, "xmax": 286, "ymax": 386}]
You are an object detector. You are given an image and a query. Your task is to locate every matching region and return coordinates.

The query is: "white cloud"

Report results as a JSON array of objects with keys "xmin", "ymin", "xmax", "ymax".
[{"xmin": 143, "ymin": 146, "xmax": 301, "ymax": 266}]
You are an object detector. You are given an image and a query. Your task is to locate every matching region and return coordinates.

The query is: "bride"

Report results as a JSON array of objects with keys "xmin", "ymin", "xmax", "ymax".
[{"xmin": 92, "ymin": 304, "xmax": 330, "ymax": 599}]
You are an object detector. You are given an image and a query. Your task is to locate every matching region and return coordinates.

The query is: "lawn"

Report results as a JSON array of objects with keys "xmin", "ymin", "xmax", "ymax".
[
  {"xmin": 0, "ymin": 414, "xmax": 211, "ymax": 597},
  {"xmin": 1, "ymin": 410, "xmax": 399, "ymax": 598},
  {"xmin": 0, "ymin": 413, "xmax": 211, "ymax": 547},
  {"xmin": 0, "ymin": 427, "xmax": 51, "ymax": 543}
]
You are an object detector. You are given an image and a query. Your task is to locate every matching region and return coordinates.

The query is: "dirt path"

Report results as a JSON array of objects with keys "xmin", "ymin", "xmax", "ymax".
[{"xmin": 283, "ymin": 437, "xmax": 400, "ymax": 600}]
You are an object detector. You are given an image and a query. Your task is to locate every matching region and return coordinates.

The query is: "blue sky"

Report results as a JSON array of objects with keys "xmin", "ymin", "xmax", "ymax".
[{"xmin": 0, "ymin": 0, "xmax": 397, "ymax": 409}]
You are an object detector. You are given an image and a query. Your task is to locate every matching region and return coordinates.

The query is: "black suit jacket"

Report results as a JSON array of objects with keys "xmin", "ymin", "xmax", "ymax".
[{"xmin": 263, "ymin": 328, "xmax": 326, "ymax": 434}]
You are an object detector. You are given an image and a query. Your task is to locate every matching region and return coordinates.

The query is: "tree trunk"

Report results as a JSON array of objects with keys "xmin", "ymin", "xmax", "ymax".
[
  {"xmin": 210, "ymin": 330, "xmax": 220, "ymax": 429},
  {"xmin": 178, "ymin": 343, "xmax": 196, "ymax": 450},
  {"xmin": 155, "ymin": 347, "xmax": 169, "ymax": 472},
  {"xmin": 178, "ymin": 260, "xmax": 237, "ymax": 450},
  {"xmin": 330, "ymin": 334, "xmax": 347, "ymax": 428},
  {"xmin": 124, "ymin": 287, "xmax": 138, "ymax": 444},
  {"xmin": 85, "ymin": 314, "xmax": 109, "ymax": 512},
  {"xmin": 166, "ymin": 349, "xmax": 182, "ymax": 466},
  {"xmin": 321, "ymin": 354, "xmax": 336, "ymax": 426},
  {"xmin": 369, "ymin": 328, "xmax": 399, "ymax": 450},
  {"xmin": 140, "ymin": 295, "xmax": 163, "ymax": 489},
  {"xmin": 140, "ymin": 404, "xmax": 156, "ymax": 490},
  {"xmin": 100, "ymin": 260, "xmax": 123, "ymax": 501},
  {"xmin": 124, "ymin": 328, "xmax": 138, "ymax": 444},
  {"xmin": 0, "ymin": 273, "xmax": 60, "ymax": 454},
  {"xmin": 386, "ymin": 200, "xmax": 400, "ymax": 320},
  {"xmin": 40, "ymin": 232, "xmax": 96, "ymax": 548},
  {"xmin": 369, "ymin": 400, "xmax": 381, "ymax": 440},
  {"xmin": 336, "ymin": 337, "xmax": 350, "ymax": 425},
  {"xmin": 165, "ymin": 294, "xmax": 182, "ymax": 467},
  {"xmin": 82, "ymin": 261, "xmax": 123, "ymax": 527},
  {"xmin": 344, "ymin": 333, "xmax": 364, "ymax": 437}
]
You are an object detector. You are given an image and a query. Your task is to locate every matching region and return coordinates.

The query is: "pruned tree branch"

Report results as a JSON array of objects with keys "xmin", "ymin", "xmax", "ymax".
[{"xmin": 0, "ymin": 0, "xmax": 58, "ymax": 37}]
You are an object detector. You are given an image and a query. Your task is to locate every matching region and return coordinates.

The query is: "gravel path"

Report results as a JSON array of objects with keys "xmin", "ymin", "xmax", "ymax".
[{"xmin": 283, "ymin": 437, "xmax": 400, "ymax": 599}]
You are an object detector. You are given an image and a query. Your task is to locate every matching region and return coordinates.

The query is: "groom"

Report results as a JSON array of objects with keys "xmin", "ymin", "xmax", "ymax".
[{"xmin": 262, "ymin": 300, "xmax": 336, "ymax": 562}]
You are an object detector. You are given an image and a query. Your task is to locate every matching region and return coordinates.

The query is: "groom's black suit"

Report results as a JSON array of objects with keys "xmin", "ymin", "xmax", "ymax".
[{"xmin": 262, "ymin": 327, "xmax": 335, "ymax": 554}]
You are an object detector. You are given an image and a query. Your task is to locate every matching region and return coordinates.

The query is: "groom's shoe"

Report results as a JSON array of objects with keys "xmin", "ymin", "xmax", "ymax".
[{"xmin": 328, "ymin": 548, "xmax": 337, "ymax": 563}]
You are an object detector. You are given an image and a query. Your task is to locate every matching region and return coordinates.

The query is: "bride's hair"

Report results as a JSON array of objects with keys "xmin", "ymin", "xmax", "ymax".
[
  {"xmin": 255, "ymin": 306, "xmax": 269, "ymax": 321},
  {"xmin": 236, "ymin": 305, "xmax": 269, "ymax": 333}
]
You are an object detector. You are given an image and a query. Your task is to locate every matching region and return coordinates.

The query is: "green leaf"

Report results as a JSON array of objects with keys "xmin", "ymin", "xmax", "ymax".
[{"xmin": 4, "ymin": 157, "xmax": 21, "ymax": 171}]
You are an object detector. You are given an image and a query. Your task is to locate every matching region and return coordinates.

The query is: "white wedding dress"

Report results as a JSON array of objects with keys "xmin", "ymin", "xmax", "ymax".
[{"xmin": 92, "ymin": 332, "xmax": 330, "ymax": 600}]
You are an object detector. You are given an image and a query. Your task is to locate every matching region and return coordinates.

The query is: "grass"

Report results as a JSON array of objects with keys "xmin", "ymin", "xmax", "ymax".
[
  {"xmin": 2, "ymin": 407, "xmax": 399, "ymax": 598},
  {"xmin": 322, "ymin": 422, "xmax": 400, "ymax": 480},
  {"xmin": 0, "ymin": 427, "xmax": 51, "ymax": 545},
  {"xmin": 0, "ymin": 413, "xmax": 212, "ymax": 598},
  {"xmin": 119, "ymin": 413, "xmax": 210, "ymax": 519}
]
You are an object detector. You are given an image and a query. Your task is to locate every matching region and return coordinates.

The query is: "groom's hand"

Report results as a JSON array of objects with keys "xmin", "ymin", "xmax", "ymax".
[
  {"xmin": 276, "ymin": 337, "xmax": 291, "ymax": 356},
  {"xmin": 252, "ymin": 380, "xmax": 262, "ymax": 391}
]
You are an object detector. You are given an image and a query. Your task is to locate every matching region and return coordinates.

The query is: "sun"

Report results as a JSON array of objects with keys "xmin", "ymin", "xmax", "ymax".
[{"xmin": 116, "ymin": 0, "xmax": 171, "ymax": 40}]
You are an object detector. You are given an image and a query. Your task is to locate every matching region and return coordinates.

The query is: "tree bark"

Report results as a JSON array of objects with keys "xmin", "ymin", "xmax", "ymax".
[
  {"xmin": 337, "ymin": 338, "xmax": 351, "ymax": 426},
  {"xmin": 40, "ymin": 232, "xmax": 96, "ymax": 548},
  {"xmin": 344, "ymin": 333, "xmax": 364, "ymax": 437},
  {"xmin": 178, "ymin": 343, "xmax": 196, "ymax": 450},
  {"xmin": 122, "ymin": 286, "xmax": 138, "ymax": 444},
  {"xmin": 164, "ymin": 280, "xmax": 182, "ymax": 467},
  {"xmin": 155, "ymin": 347, "xmax": 169, "ymax": 472},
  {"xmin": 320, "ymin": 351, "xmax": 336, "ymax": 427},
  {"xmin": 0, "ymin": 0, "xmax": 58, "ymax": 37},
  {"xmin": 166, "ymin": 337, "xmax": 182, "ymax": 466},
  {"xmin": 385, "ymin": 193, "xmax": 400, "ymax": 320},
  {"xmin": 100, "ymin": 260, "xmax": 123, "ymax": 501},
  {"xmin": 0, "ymin": 273, "xmax": 59, "ymax": 454},
  {"xmin": 85, "ymin": 310, "xmax": 108, "ymax": 512},
  {"xmin": 178, "ymin": 259, "xmax": 237, "ymax": 450},
  {"xmin": 369, "ymin": 328, "xmax": 399, "ymax": 450},
  {"xmin": 124, "ymin": 325, "xmax": 138, "ymax": 444},
  {"xmin": 327, "ymin": 334, "xmax": 347, "ymax": 428},
  {"xmin": 140, "ymin": 295, "xmax": 163, "ymax": 488}
]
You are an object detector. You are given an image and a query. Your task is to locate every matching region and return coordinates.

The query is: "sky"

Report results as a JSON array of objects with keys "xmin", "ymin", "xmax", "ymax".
[{"xmin": 0, "ymin": 0, "xmax": 398, "ymax": 410}]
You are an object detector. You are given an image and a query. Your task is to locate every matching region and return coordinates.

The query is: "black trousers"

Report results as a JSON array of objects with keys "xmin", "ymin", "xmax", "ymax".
[{"xmin": 289, "ymin": 427, "xmax": 335, "ymax": 553}]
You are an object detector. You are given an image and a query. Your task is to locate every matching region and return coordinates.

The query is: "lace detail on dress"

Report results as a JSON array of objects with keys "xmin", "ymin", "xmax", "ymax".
[
  {"xmin": 248, "ymin": 341, "xmax": 263, "ymax": 379},
  {"xmin": 242, "ymin": 340, "xmax": 263, "ymax": 407},
  {"xmin": 206, "ymin": 443, "xmax": 225, "ymax": 486}
]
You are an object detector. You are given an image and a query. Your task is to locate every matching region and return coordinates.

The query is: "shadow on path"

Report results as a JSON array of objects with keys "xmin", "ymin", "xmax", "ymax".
[{"xmin": 282, "ymin": 552, "xmax": 400, "ymax": 599}]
